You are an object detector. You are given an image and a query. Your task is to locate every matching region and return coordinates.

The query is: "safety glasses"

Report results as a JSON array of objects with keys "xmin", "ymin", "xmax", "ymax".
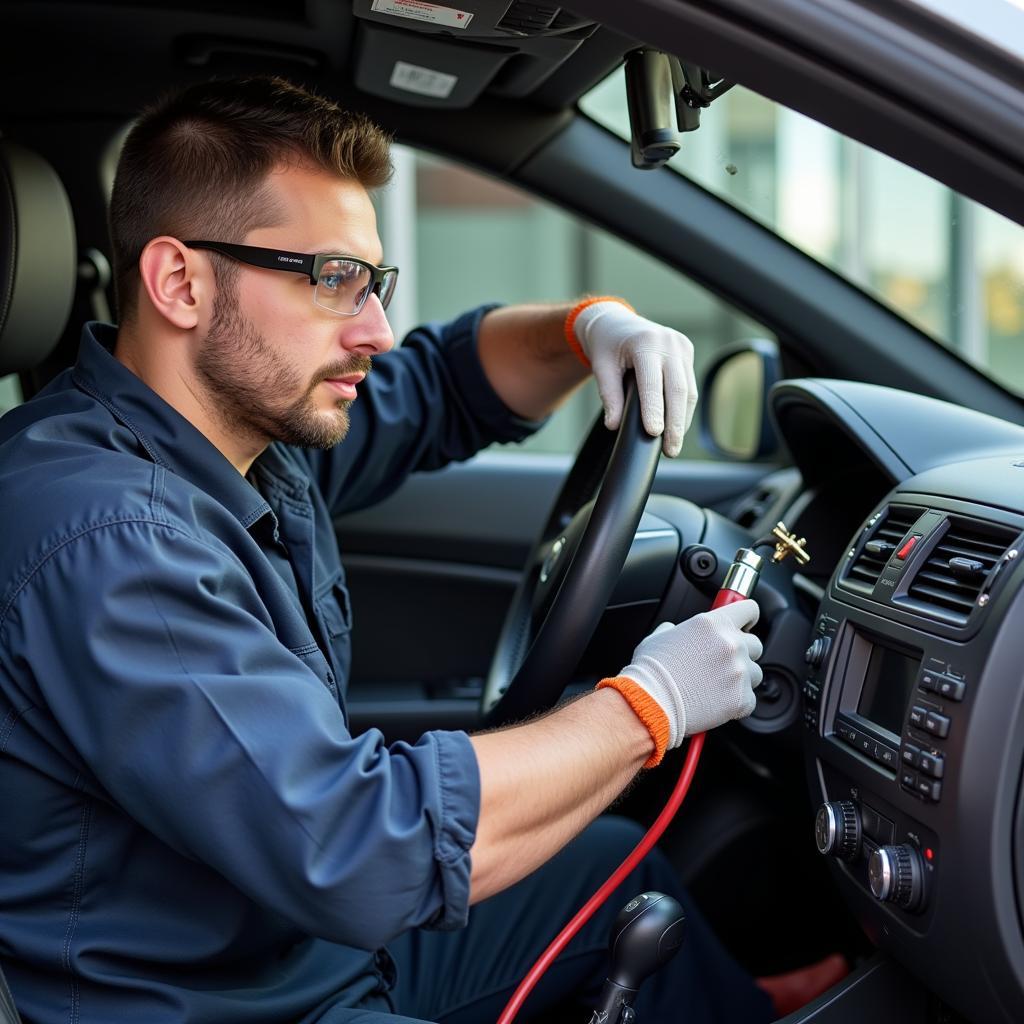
[{"xmin": 184, "ymin": 240, "xmax": 399, "ymax": 317}]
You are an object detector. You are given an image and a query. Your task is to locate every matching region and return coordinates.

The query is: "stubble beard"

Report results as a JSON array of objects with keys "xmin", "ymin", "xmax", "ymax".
[{"xmin": 196, "ymin": 282, "xmax": 370, "ymax": 451}]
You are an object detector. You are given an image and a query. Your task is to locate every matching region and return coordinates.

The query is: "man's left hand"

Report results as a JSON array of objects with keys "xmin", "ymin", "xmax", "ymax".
[{"xmin": 573, "ymin": 301, "xmax": 697, "ymax": 458}]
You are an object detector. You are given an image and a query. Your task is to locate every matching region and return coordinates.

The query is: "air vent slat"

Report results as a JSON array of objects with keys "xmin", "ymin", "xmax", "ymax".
[
  {"xmin": 907, "ymin": 584, "xmax": 976, "ymax": 613},
  {"xmin": 939, "ymin": 540, "xmax": 1004, "ymax": 559},
  {"xmin": 850, "ymin": 565, "xmax": 882, "ymax": 581},
  {"xmin": 914, "ymin": 569, "xmax": 977, "ymax": 591},
  {"xmin": 876, "ymin": 525, "xmax": 913, "ymax": 540}
]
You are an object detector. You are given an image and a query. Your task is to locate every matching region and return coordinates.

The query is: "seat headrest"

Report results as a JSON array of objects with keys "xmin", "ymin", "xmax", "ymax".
[{"xmin": 0, "ymin": 140, "xmax": 77, "ymax": 376}]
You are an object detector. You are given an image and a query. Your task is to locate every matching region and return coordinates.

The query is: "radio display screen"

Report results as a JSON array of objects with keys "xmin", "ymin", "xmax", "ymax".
[{"xmin": 857, "ymin": 644, "xmax": 919, "ymax": 736}]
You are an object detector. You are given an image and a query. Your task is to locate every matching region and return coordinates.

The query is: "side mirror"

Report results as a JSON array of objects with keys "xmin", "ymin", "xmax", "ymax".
[{"xmin": 700, "ymin": 339, "xmax": 781, "ymax": 460}]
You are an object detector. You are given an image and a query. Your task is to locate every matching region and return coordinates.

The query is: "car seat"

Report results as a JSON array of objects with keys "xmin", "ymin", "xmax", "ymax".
[{"xmin": 0, "ymin": 135, "xmax": 78, "ymax": 1024}]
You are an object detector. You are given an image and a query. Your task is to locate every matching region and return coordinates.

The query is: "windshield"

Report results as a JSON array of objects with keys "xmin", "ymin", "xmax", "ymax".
[{"xmin": 580, "ymin": 70, "xmax": 1024, "ymax": 397}]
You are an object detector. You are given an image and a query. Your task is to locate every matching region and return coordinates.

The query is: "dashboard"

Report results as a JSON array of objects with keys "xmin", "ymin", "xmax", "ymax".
[{"xmin": 770, "ymin": 379, "xmax": 1024, "ymax": 1024}]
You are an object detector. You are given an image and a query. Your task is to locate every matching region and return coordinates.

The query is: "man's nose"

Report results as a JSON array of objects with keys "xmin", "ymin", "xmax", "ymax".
[{"xmin": 342, "ymin": 293, "xmax": 395, "ymax": 356}]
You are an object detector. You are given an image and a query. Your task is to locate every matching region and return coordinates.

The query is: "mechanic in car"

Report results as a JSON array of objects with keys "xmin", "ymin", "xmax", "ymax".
[{"xmin": 0, "ymin": 76, "xmax": 777, "ymax": 1023}]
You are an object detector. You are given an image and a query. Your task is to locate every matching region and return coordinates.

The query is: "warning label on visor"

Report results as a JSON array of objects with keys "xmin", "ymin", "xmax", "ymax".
[{"xmin": 371, "ymin": 0, "xmax": 474, "ymax": 29}]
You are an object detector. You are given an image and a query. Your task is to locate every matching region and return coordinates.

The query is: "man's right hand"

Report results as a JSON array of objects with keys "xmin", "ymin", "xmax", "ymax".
[
  {"xmin": 469, "ymin": 599, "xmax": 764, "ymax": 901},
  {"xmin": 599, "ymin": 600, "xmax": 764, "ymax": 761}
]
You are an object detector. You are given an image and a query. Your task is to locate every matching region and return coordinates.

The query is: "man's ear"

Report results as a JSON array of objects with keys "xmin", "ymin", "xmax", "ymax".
[{"xmin": 137, "ymin": 237, "xmax": 210, "ymax": 330}]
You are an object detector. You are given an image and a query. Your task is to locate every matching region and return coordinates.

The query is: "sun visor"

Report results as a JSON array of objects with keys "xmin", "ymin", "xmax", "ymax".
[
  {"xmin": 354, "ymin": 21, "xmax": 513, "ymax": 107},
  {"xmin": 352, "ymin": 1, "xmax": 597, "ymax": 108}
]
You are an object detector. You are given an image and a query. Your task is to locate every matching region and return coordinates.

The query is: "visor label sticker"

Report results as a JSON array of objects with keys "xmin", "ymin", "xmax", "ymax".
[
  {"xmin": 389, "ymin": 61, "xmax": 458, "ymax": 99},
  {"xmin": 371, "ymin": 0, "xmax": 474, "ymax": 29}
]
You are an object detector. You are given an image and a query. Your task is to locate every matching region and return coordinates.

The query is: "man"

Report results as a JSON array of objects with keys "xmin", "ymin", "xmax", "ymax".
[{"xmin": 0, "ymin": 77, "xmax": 773, "ymax": 1023}]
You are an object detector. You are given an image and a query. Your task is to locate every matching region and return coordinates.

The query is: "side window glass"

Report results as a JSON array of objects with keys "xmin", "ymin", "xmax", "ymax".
[
  {"xmin": 0, "ymin": 373, "xmax": 22, "ymax": 415},
  {"xmin": 583, "ymin": 72, "xmax": 1024, "ymax": 398},
  {"xmin": 375, "ymin": 148, "xmax": 776, "ymax": 461}
]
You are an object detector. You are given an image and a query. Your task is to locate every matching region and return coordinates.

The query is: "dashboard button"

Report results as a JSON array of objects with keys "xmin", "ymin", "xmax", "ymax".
[
  {"xmin": 897, "ymin": 535, "xmax": 921, "ymax": 559},
  {"xmin": 918, "ymin": 669, "xmax": 940, "ymax": 693},
  {"xmin": 857, "ymin": 734, "xmax": 875, "ymax": 757},
  {"xmin": 901, "ymin": 768, "xmax": 919, "ymax": 793},
  {"xmin": 916, "ymin": 777, "xmax": 942, "ymax": 801},
  {"xmin": 909, "ymin": 705, "xmax": 928, "ymax": 729},
  {"xmin": 875, "ymin": 744, "xmax": 898, "ymax": 769},
  {"xmin": 836, "ymin": 721, "xmax": 855, "ymax": 743},
  {"xmin": 936, "ymin": 676, "xmax": 965, "ymax": 701},
  {"xmin": 924, "ymin": 711, "xmax": 951, "ymax": 739},
  {"xmin": 918, "ymin": 752, "xmax": 945, "ymax": 779},
  {"xmin": 902, "ymin": 742, "xmax": 921, "ymax": 767}
]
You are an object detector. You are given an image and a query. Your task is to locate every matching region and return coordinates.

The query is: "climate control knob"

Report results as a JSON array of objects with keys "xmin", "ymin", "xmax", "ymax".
[
  {"xmin": 869, "ymin": 845, "xmax": 924, "ymax": 911},
  {"xmin": 814, "ymin": 801, "xmax": 861, "ymax": 861},
  {"xmin": 805, "ymin": 637, "xmax": 832, "ymax": 669}
]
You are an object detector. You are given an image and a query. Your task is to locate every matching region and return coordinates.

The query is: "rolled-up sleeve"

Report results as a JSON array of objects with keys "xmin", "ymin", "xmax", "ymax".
[
  {"xmin": 302, "ymin": 304, "xmax": 546, "ymax": 517},
  {"xmin": 4, "ymin": 518, "xmax": 480, "ymax": 949}
]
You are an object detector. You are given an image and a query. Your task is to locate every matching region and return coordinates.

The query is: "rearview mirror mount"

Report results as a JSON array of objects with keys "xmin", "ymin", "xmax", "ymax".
[{"xmin": 624, "ymin": 49, "xmax": 734, "ymax": 169}]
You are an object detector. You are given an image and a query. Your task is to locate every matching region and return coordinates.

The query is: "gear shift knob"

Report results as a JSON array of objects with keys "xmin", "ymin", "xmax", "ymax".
[{"xmin": 589, "ymin": 892, "xmax": 686, "ymax": 1022}]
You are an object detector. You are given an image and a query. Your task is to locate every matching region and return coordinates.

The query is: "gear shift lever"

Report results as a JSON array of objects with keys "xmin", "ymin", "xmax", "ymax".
[{"xmin": 588, "ymin": 891, "xmax": 686, "ymax": 1023}]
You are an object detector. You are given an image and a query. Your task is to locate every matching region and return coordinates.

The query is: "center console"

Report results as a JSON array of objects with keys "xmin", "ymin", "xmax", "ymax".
[
  {"xmin": 805, "ymin": 612, "xmax": 949, "ymax": 914},
  {"xmin": 801, "ymin": 493, "xmax": 1024, "ymax": 1023}
]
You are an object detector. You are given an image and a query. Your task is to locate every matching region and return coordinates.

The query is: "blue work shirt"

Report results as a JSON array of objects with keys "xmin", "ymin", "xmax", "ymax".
[{"xmin": 0, "ymin": 308, "xmax": 538, "ymax": 1023}]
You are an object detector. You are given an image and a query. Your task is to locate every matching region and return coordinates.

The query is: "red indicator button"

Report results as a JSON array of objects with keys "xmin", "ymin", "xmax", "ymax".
[
  {"xmin": 897, "ymin": 535, "xmax": 921, "ymax": 560},
  {"xmin": 924, "ymin": 848, "xmax": 934, "ymax": 862}
]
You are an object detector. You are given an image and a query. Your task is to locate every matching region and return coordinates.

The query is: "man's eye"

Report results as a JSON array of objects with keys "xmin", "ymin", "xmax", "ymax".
[{"xmin": 320, "ymin": 264, "xmax": 361, "ymax": 292}]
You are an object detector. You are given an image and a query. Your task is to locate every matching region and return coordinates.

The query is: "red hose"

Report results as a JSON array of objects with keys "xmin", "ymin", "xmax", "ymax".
[{"xmin": 495, "ymin": 731, "xmax": 706, "ymax": 1024}]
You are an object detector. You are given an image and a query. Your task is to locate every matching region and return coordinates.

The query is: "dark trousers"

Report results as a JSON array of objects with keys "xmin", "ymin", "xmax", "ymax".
[{"xmin": 331, "ymin": 816, "xmax": 775, "ymax": 1024}]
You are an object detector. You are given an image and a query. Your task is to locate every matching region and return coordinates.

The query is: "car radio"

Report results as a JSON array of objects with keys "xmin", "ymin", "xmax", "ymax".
[{"xmin": 802, "ymin": 608, "xmax": 958, "ymax": 916}]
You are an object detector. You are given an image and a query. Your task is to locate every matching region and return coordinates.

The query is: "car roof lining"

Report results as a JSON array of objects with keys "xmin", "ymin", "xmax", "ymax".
[{"xmin": 2, "ymin": 1, "xmax": 1023, "ymax": 225}]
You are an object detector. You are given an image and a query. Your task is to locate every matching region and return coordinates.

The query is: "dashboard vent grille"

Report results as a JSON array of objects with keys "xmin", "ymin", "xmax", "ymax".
[
  {"xmin": 905, "ymin": 518, "xmax": 1019, "ymax": 623},
  {"xmin": 497, "ymin": 2, "xmax": 561, "ymax": 33},
  {"xmin": 842, "ymin": 505, "xmax": 921, "ymax": 594}
]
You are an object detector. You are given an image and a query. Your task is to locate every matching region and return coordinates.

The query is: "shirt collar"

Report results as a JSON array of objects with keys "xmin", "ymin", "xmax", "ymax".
[{"xmin": 72, "ymin": 322, "xmax": 281, "ymax": 529}]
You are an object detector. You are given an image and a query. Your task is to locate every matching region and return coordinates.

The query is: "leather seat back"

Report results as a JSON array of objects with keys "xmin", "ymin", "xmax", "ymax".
[
  {"xmin": 0, "ymin": 139, "xmax": 77, "ymax": 377},
  {"xmin": 0, "ymin": 136, "xmax": 74, "ymax": 1024}
]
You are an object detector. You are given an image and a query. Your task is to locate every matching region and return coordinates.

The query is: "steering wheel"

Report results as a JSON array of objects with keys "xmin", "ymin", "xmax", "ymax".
[{"xmin": 481, "ymin": 375, "xmax": 662, "ymax": 727}]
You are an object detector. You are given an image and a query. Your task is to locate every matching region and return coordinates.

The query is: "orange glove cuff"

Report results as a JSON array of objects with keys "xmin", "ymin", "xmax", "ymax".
[
  {"xmin": 596, "ymin": 675, "xmax": 670, "ymax": 768},
  {"xmin": 563, "ymin": 296, "xmax": 634, "ymax": 368}
]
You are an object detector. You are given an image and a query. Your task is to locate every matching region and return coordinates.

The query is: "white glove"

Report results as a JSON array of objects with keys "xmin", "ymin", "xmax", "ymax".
[
  {"xmin": 601, "ymin": 600, "xmax": 763, "ymax": 761},
  {"xmin": 574, "ymin": 301, "xmax": 698, "ymax": 458}
]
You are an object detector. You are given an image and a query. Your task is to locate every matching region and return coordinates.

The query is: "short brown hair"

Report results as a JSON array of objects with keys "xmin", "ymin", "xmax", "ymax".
[{"xmin": 108, "ymin": 75, "xmax": 392, "ymax": 323}]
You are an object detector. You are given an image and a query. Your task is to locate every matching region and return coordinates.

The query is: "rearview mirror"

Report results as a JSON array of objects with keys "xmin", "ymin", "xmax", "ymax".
[{"xmin": 700, "ymin": 339, "xmax": 781, "ymax": 460}]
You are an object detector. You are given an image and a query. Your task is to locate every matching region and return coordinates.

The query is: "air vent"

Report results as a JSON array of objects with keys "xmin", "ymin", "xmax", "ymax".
[
  {"xmin": 842, "ymin": 505, "xmax": 921, "ymax": 595},
  {"xmin": 497, "ymin": 1, "xmax": 561, "ymax": 33},
  {"xmin": 904, "ymin": 518, "xmax": 1019, "ymax": 624}
]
